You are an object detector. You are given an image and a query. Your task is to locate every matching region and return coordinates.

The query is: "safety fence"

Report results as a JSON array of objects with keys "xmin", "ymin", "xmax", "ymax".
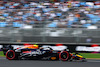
[{"xmin": 0, "ymin": 28, "xmax": 100, "ymax": 44}]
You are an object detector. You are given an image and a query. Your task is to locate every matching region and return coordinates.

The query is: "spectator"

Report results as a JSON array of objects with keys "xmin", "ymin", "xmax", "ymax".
[{"xmin": 0, "ymin": 0, "xmax": 99, "ymax": 28}]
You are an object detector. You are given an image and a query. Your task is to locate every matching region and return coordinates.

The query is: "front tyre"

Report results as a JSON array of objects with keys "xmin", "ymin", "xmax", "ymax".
[
  {"xmin": 59, "ymin": 51, "xmax": 69, "ymax": 61},
  {"xmin": 6, "ymin": 50, "xmax": 16, "ymax": 60}
]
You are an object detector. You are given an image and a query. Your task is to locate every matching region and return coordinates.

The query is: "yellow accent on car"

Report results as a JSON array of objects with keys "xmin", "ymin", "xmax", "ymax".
[
  {"xmin": 76, "ymin": 54, "xmax": 83, "ymax": 58},
  {"xmin": 34, "ymin": 45, "xmax": 38, "ymax": 47}
]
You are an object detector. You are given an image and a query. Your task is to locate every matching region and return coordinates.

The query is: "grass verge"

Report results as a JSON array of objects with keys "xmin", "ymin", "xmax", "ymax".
[
  {"xmin": 0, "ymin": 51, "xmax": 5, "ymax": 57},
  {"xmin": 79, "ymin": 53, "xmax": 100, "ymax": 58}
]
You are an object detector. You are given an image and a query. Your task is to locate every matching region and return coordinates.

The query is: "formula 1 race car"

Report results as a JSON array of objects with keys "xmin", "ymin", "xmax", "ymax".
[{"xmin": 5, "ymin": 44, "xmax": 86, "ymax": 62}]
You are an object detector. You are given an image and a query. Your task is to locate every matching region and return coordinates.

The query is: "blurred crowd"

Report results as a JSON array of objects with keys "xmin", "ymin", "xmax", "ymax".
[{"xmin": 0, "ymin": 1, "xmax": 100, "ymax": 28}]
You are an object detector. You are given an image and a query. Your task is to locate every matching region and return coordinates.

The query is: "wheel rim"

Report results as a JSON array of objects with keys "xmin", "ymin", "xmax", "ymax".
[
  {"xmin": 6, "ymin": 50, "xmax": 15, "ymax": 60},
  {"xmin": 59, "ymin": 51, "xmax": 69, "ymax": 61}
]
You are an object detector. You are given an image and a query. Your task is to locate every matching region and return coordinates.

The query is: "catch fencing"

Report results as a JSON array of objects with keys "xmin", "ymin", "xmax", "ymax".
[{"xmin": 0, "ymin": 28, "xmax": 100, "ymax": 45}]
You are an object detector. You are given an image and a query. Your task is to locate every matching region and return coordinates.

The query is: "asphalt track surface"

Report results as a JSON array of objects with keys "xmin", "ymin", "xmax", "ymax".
[{"xmin": 0, "ymin": 57, "xmax": 100, "ymax": 67}]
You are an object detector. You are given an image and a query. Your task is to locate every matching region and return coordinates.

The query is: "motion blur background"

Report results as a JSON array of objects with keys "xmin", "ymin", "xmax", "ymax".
[{"xmin": 0, "ymin": 0, "xmax": 100, "ymax": 44}]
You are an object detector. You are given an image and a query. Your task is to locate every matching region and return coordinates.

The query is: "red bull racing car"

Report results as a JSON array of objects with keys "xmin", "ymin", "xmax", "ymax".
[{"xmin": 5, "ymin": 44, "xmax": 86, "ymax": 62}]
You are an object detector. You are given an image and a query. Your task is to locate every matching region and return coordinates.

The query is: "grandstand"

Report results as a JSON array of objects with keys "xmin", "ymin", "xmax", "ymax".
[{"xmin": 0, "ymin": 0, "xmax": 100, "ymax": 44}]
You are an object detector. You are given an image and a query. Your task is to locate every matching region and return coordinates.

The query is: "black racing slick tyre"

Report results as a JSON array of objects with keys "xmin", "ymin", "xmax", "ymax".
[
  {"xmin": 59, "ymin": 51, "xmax": 69, "ymax": 61},
  {"xmin": 6, "ymin": 50, "xmax": 16, "ymax": 60}
]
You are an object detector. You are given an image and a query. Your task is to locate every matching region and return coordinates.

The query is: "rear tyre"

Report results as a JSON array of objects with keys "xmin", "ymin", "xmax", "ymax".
[
  {"xmin": 59, "ymin": 51, "xmax": 69, "ymax": 61},
  {"xmin": 6, "ymin": 50, "xmax": 16, "ymax": 60}
]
